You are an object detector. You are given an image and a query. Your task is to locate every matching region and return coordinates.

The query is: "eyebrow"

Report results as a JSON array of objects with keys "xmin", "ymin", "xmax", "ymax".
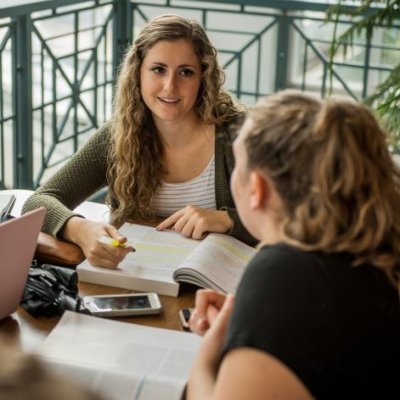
[{"xmin": 149, "ymin": 62, "xmax": 197, "ymax": 69}]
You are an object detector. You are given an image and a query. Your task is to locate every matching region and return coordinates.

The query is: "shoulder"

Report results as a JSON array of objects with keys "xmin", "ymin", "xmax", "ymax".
[
  {"xmin": 90, "ymin": 121, "xmax": 113, "ymax": 145},
  {"xmin": 80, "ymin": 122, "xmax": 113, "ymax": 159},
  {"xmin": 242, "ymin": 243, "xmax": 317, "ymax": 284},
  {"xmin": 234, "ymin": 243, "xmax": 328, "ymax": 318},
  {"xmin": 226, "ymin": 243, "xmax": 328, "ymax": 352}
]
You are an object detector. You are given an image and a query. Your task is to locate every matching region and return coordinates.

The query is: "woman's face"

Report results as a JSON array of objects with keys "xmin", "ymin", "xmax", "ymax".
[{"xmin": 140, "ymin": 39, "xmax": 202, "ymax": 126}]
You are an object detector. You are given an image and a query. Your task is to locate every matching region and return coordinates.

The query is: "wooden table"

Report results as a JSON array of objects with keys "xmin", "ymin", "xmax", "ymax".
[
  {"xmin": 0, "ymin": 282, "xmax": 197, "ymax": 351},
  {"xmin": 0, "ymin": 189, "xmax": 197, "ymax": 350}
]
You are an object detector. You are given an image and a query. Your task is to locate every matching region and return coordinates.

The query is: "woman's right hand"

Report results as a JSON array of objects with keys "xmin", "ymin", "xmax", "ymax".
[
  {"xmin": 189, "ymin": 289, "xmax": 228, "ymax": 336},
  {"xmin": 61, "ymin": 216, "xmax": 133, "ymax": 269}
]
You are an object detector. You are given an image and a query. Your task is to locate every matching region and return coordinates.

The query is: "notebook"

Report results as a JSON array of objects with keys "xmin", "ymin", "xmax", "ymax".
[{"xmin": 0, "ymin": 207, "xmax": 46, "ymax": 320}]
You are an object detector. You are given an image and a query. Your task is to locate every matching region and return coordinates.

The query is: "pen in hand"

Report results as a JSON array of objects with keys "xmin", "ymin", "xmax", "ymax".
[{"xmin": 98, "ymin": 235, "xmax": 136, "ymax": 252}]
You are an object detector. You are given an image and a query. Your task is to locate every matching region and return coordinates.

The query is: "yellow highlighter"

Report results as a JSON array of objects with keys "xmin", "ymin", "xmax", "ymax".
[{"xmin": 98, "ymin": 235, "xmax": 136, "ymax": 252}]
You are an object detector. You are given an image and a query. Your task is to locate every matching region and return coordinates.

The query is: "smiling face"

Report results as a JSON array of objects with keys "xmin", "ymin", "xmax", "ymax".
[{"xmin": 140, "ymin": 39, "xmax": 202, "ymax": 126}]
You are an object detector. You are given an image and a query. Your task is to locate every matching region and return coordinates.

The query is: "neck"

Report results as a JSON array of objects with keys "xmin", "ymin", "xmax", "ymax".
[
  {"xmin": 258, "ymin": 228, "xmax": 282, "ymax": 248},
  {"xmin": 155, "ymin": 115, "xmax": 208, "ymax": 148},
  {"xmin": 255, "ymin": 212, "xmax": 283, "ymax": 247}
]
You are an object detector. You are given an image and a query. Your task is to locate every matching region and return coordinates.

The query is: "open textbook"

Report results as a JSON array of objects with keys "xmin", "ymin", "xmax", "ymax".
[
  {"xmin": 37, "ymin": 311, "xmax": 201, "ymax": 400},
  {"xmin": 77, "ymin": 223, "xmax": 257, "ymax": 296}
]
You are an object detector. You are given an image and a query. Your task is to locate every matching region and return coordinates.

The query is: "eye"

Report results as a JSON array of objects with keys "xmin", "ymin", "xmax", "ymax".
[
  {"xmin": 151, "ymin": 66, "xmax": 165, "ymax": 74},
  {"xmin": 180, "ymin": 68, "xmax": 195, "ymax": 77}
]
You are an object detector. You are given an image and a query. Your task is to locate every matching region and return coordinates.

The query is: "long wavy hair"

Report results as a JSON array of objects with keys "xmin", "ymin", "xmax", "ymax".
[
  {"xmin": 107, "ymin": 14, "xmax": 242, "ymax": 225},
  {"xmin": 244, "ymin": 90, "xmax": 400, "ymax": 286}
]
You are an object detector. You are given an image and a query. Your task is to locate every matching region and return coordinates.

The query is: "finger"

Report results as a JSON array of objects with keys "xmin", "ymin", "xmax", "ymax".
[
  {"xmin": 171, "ymin": 213, "xmax": 189, "ymax": 233},
  {"xmin": 179, "ymin": 219, "xmax": 196, "ymax": 238},
  {"xmin": 88, "ymin": 255, "xmax": 120, "ymax": 269},
  {"xmin": 92, "ymin": 241, "xmax": 130, "ymax": 265},
  {"xmin": 104, "ymin": 226, "xmax": 126, "ymax": 243},
  {"xmin": 207, "ymin": 294, "xmax": 235, "ymax": 339},
  {"xmin": 192, "ymin": 221, "xmax": 208, "ymax": 240},
  {"xmin": 156, "ymin": 210, "xmax": 183, "ymax": 231},
  {"xmin": 196, "ymin": 289, "xmax": 226, "ymax": 313},
  {"xmin": 189, "ymin": 309, "xmax": 209, "ymax": 336},
  {"xmin": 90, "ymin": 244, "xmax": 131, "ymax": 268},
  {"xmin": 206, "ymin": 304, "xmax": 220, "ymax": 326},
  {"xmin": 192, "ymin": 289, "xmax": 225, "ymax": 331},
  {"xmin": 198, "ymin": 295, "xmax": 235, "ymax": 364},
  {"xmin": 194, "ymin": 289, "xmax": 216, "ymax": 315}
]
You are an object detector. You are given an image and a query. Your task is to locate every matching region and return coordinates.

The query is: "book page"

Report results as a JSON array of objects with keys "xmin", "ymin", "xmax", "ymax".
[
  {"xmin": 77, "ymin": 224, "xmax": 202, "ymax": 295},
  {"xmin": 174, "ymin": 233, "xmax": 257, "ymax": 294},
  {"xmin": 38, "ymin": 311, "xmax": 201, "ymax": 400},
  {"xmin": 117, "ymin": 223, "xmax": 200, "ymax": 280},
  {"xmin": 47, "ymin": 362, "xmax": 187, "ymax": 400}
]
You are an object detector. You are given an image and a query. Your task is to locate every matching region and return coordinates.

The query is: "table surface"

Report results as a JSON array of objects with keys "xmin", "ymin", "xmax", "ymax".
[
  {"xmin": 0, "ymin": 282, "xmax": 197, "ymax": 350},
  {"xmin": 0, "ymin": 189, "xmax": 197, "ymax": 350}
]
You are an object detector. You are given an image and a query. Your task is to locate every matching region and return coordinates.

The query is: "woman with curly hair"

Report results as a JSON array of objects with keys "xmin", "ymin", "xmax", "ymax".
[
  {"xmin": 23, "ymin": 14, "xmax": 254, "ymax": 268},
  {"xmin": 187, "ymin": 90, "xmax": 400, "ymax": 399}
]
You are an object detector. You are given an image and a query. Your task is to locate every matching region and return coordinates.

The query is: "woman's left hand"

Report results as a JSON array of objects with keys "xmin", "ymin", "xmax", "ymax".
[{"xmin": 156, "ymin": 206, "xmax": 233, "ymax": 239}]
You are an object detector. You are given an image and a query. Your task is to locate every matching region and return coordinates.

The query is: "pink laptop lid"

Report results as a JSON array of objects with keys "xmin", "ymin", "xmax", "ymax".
[{"xmin": 0, "ymin": 207, "xmax": 46, "ymax": 320}]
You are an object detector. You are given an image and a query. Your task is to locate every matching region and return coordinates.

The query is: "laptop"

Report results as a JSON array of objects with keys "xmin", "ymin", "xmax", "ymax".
[
  {"xmin": 0, "ymin": 193, "xmax": 16, "ymax": 221},
  {"xmin": 0, "ymin": 207, "xmax": 46, "ymax": 320}
]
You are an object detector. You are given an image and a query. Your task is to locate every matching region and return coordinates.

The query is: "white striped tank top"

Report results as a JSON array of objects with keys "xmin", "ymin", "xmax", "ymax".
[{"xmin": 153, "ymin": 155, "xmax": 216, "ymax": 217}]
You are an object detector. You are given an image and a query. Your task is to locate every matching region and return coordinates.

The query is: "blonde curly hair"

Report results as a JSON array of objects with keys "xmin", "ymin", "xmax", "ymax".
[
  {"xmin": 244, "ymin": 90, "xmax": 400, "ymax": 286},
  {"xmin": 107, "ymin": 14, "xmax": 242, "ymax": 224}
]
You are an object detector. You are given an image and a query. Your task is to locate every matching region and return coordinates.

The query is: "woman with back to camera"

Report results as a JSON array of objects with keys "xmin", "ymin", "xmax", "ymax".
[
  {"xmin": 187, "ymin": 90, "xmax": 400, "ymax": 399},
  {"xmin": 23, "ymin": 14, "xmax": 254, "ymax": 269}
]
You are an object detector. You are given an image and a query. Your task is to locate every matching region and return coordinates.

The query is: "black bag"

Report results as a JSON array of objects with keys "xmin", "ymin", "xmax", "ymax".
[{"xmin": 20, "ymin": 262, "xmax": 87, "ymax": 317}]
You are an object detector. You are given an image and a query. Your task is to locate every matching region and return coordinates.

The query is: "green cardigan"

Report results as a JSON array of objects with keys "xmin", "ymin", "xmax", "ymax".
[{"xmin": 22, "ymin": 122, "xmax": 256, "ymax": 245}]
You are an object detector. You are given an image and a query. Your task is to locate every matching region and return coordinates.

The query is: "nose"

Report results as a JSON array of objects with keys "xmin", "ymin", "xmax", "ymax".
[{"xmin": 163, "ymin": 72, "xmax": 177, "ymax": 93}]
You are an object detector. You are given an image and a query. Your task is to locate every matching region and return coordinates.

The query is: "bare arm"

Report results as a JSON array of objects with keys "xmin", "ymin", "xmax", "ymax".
[{"xmin": 209, "ymin": 349, "xmax": 313, "ymax": 400}]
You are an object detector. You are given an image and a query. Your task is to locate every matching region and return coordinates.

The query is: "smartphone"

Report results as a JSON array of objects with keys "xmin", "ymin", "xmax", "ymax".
[
  {"xmin": 83, "ymin": 293, "xmax": 162, "ymax": 317},
  {"xmin": 179, "ymin": 308, "xmax": 194, "ymax": 330}
]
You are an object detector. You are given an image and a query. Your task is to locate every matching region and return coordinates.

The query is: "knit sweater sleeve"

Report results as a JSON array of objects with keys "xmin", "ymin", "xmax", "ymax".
[
  {"xmin": 22, "ymin": 124, "xmax": 111, "ymax": 237},
  {"xmin": 215, "ymin": 118, "xmax": 258, "ymax": 247}
]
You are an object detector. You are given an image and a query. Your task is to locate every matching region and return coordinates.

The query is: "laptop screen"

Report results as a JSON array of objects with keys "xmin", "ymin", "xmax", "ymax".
[{"xmin": 0, "ymin": 207, "xmax": 46, "ymax": 320}]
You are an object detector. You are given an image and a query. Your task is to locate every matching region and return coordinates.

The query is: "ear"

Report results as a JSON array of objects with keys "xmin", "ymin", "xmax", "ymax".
[{"xmin": 249, "ymin": 170, "xmax": 269, "ymax": 210}]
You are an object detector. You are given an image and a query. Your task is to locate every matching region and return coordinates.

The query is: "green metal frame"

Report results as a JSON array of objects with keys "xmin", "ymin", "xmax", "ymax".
[{"xmin": 0, "ymin": 0, "xmax": 398, "ymax": 190}]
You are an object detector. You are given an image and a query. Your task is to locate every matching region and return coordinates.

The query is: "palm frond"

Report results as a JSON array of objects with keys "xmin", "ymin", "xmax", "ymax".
[{"xmin": 326, "ymin": 0, "xmax": 400, "ymax": 150}]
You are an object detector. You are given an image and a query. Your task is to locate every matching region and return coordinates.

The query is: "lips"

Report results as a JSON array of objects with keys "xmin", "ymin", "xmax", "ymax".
[{"xmin": 158, "ymin": 97, "xmax": 180, "ymax": 104}]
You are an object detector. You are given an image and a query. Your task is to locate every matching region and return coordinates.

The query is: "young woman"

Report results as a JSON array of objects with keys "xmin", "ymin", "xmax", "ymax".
[
  {"xmin": 187, "ymin": 90, "xmax": 400, "ymax": 399},
  {"xmin": 22, "ymin": 14, "xmax": 254, "ymax": 269}
]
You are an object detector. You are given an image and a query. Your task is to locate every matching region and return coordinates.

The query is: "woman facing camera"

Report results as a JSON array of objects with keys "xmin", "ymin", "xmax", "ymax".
[
  {"xmin": 23, "ymin": 14, "xmax": 254, "ymax": 269},
  {"xmin": 188, "ymin": 90, "xmax": 400, "ymax": 399}
]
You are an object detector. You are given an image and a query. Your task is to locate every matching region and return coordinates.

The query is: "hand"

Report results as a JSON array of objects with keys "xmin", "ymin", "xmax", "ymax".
[
  {"xmin": 187, "ymin": 294, "xmax": 234, "ymax": 399},
  {"xmin": 189, "ymin": 289, "xmax": 228, "ymax": 336},
  {"xmin": 156, "ymin": 206, "xmax": 233, "ymax": 240},
  {"xmin": 61, "ymin": 217, "xmax": 133, "ymax": 269}
]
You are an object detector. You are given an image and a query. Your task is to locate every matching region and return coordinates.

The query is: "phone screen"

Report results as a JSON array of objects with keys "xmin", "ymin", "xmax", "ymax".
[{"xmin": 92, "ymin": 295, "xmax": 151, "ymax": 310}]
